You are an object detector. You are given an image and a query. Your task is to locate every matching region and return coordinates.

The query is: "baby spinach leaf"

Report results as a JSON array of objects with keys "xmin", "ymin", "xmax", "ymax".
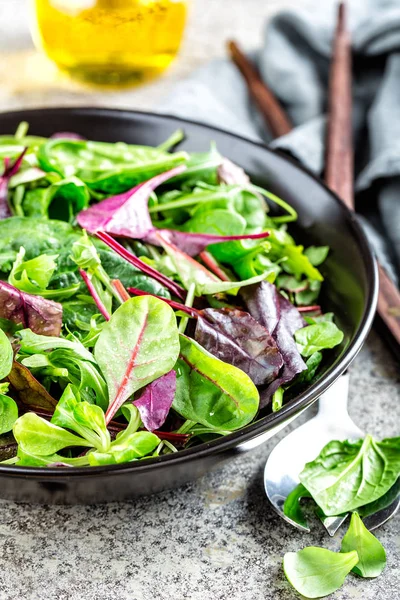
[
  {"xmin": 0, "ymin": 392, "xmax": 18, "ymax": 435},
  {"xmin": 294, "ymin": 351, "xmax": 323, "ymax": 385},
  {"xmin": 299, "ymin": 436, "xmax": 400, "ymax": 516},
  {"xmin": 133, "ymin": 370, "xmax": 176, "ymax": 432},
  {"xmin": 51, "ymin": 385, "xmax": 110, "ymax": 452},
  {"xmin": 295, "ymin": 322, "xmax": 344, "ymax": 357},
  {"xmin": 195, "ymin": 308, "xmax": 283, "ymax": 385},
  {"xmin": 283, "ymin": 547, "xmax": 359, "ymax": 598},
  {"xmin": 0, "ymin": 280, "xmax": 63, "ymax": 337},
  {"xmin": 341, "ymin": 512, "xmax": 386, "ymax": 578},
  {"xmin": 13, "ymin": 412, "xmax": 90, "ymax": 455},
  {"xmin": 173, "ymin": 335, "xmax": 259, "ymax": 431},
  {"xmin": 305, "ymin": 245, "xmax": 329, "ymax": 266},
  {"xmin": 18, "ymin": 328, "xmax": 96, "ymax": 363},
  {"xmin": 88, "ymin": 431, "xmax": 160, "ymax": 466},
  {"xmin": 94, "ymin": 296, "xmax": 180, "ymax": 423},
  {"xmin": 0, "ymin": 328, "xmax": 13, "ymax": 380}
]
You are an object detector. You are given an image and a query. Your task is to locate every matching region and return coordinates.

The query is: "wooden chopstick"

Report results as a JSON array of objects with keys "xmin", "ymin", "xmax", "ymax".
[
  {"xmin": 227, "ymin": 40, "xmax": 293, "ymax": 138},
  {"xmin": 228, "ymin": 1, "xmax": 400, "ymax": 350}
]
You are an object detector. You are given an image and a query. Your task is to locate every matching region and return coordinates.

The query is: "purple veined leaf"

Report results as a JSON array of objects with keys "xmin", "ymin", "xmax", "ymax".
[
  {"xmin": 0, "ymin": 148, "xmax": 27, "ymax": 219},
  {"xmin": 133, "ymin": 370, "xmax": 177, "ymax": 431},
  {"xmin": 50, "ymin": 132, "xmax": 86, "ymax": 140},
  {"xmin": 96, "ymin": 231, "xmax": 186, "ymax": 300},
  {"xmin": 77, "ymin": 165, "xmax": 186, "ymax": 236},
  {"xmin": 217, "ymin": 158, "xmax": 250, "ymax": 186},
  {"xmin": 243, "ymin": 281, "xmax": 306, "ymax": 407},
  {"xmin": 149, "ymin": 228, "xmax": 270, "ymax": 258},
  {"xmin": 7, "ymin": 361, "xmax": 57, "ymax": 411},
  {"xmin": 195, "ymin": 308, "xmax": 283, "ymax": 386},
  {"xmin": 0, "ymin": 280, "xmax": 63, "ymax": 337}
]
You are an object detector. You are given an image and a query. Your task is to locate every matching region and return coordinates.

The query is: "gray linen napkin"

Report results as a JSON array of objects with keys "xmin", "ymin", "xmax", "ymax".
[{"xmin": 161, "ymin": 0, "xmax": 400, "ymax": 284}]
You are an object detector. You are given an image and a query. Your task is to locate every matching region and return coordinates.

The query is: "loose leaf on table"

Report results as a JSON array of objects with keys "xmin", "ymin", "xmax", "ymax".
[
  {"xmin": 0, "ymin": 328, "xmax": 13, "ymax": 380},
  {"xmin": 340, "ymin": 512, "xmax": 386, "ymax": 578},
  {"xmin": 243, "ymin": 282, "xmax": 306, "ymax": 407},
  {"xmin": 299, "ymin": 435, "xmax": 400, "ymax": 516},
  {"xmin": 283, "ymin": 547, "xmax": 359, "ymax": 599},
  {"xmin": 195, "ymin": 308, "xmax": 283, "ymax": 385},
  {"xmin": 51, "ymin": 385, "xmax": 110, "ymax": 452},
  {"xmin": 295, "ymin": 322, "xmax": 344, "ymax": 357},
  {"xmin": 94, "ymin": 296, "xmax": 180, "ymax": 424},
  {"xmin": 7, "ymin": 361, "xmax": 57, "ymax": 411},
  {"xmin": 133, "ymin": 370, "xmax": 176, "ymax": 432},
  {"xmin": 173, "ymin": 335, "xmax": 259, "ymax": 431},
  {"xmin": 13, "ymin": 412, "xmax": 90, "ymax": 456},
  {"xmin": 0, "ymin": 280, "xmax": 63, "ymax": 337}
]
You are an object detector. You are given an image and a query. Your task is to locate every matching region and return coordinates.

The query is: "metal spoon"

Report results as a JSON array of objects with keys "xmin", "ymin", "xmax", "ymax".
[{"xmin": 264, "ymin": 375, "xmax": 400, "ymax": 535}]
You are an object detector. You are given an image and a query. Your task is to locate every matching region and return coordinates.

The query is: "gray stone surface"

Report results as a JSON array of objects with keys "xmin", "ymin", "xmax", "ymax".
[{"xmin": 0, "ymin": 2, "xmax": 398, "ymax": 599}]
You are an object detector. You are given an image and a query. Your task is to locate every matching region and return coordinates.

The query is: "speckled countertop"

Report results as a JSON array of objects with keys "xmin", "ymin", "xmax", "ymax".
[{"xmin": 0, "ymin": 2, "xmax": 399, "ymax": 599}]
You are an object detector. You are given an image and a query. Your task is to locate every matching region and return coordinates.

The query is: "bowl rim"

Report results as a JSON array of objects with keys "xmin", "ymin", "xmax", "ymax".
[{"xmin": 0, "ymin": 107, "xmax": 379, "ymax": 478}]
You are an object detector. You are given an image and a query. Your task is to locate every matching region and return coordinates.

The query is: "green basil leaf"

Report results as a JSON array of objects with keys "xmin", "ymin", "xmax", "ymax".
[
  {"xmin": 173, "ymin": 335, "xmax": 259, "ymax": 431},
  {"xmin": 94, "ymin": 296, "xmax": 180, "ymax": 421},
  {"xmin": 295, "ymin": 322, "xmax": 344, "ymax": 357},
  {"xmin": 0, "ymin": 328, "xmax": 13, "ymax": 380},
  {"xmin": 283, "ymin": 547, "xmax": 359, "ymax": 598},
  {"xmin": 299, "ymin": 435, "xmax": 400, "ymax": 515},
  {"xmin": 13, "ymin": 412, "xmax": 90, "ymax": 455},
  {"xmin": 340, "ymin": 512, "xmax": 386, "ymax": 578}
]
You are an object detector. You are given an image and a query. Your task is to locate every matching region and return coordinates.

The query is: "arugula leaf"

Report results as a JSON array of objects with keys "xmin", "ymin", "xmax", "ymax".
[
  {"xmin": 13, "ymin": 412, "xmax": 90, "ymax": 455},
  {"xmin": 299, "ymin": 436, "xmax": 400, "ymax": 516},
  {"xmin": 341, "ymin": 512, "xmax": 386, "ymax": 578},
  {"xmin": 295, "ymin": 322, "xmax": 344, "ymax": 357},
  {"xmin": 283, "ymin": 548, "xmax": 359, "ymax": 598},
  {"xmin": 94, "ymin": 296, "xmax": 180, "ymax": 423},
  {"xmin": 173, "ymin": 335, "xmax": 259, "ymax": 431},
  {"xmin": 51, "ymin": 385, "xmax": 110, "ymax": 452},
  {"xmin": 0, "ymin": 328, "xmax": 13, "ymax": 380}
]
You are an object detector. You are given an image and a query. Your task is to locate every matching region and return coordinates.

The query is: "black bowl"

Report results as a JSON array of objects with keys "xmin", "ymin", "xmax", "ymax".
[{"xmin": 0, "ymin": 108, "xmax": 378, "ymax": 503}]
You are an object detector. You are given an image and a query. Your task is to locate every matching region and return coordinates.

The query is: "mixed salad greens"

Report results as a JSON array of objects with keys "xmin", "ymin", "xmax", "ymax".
[{"xmin": 0, "ymin": 122, "xmax": 345, "ymax": 468}]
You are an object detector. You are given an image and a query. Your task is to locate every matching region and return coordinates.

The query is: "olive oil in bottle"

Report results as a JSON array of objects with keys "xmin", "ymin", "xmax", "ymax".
[{"xmin": 32, "ymin": 0, "xmax": 188, "ymax": 85}]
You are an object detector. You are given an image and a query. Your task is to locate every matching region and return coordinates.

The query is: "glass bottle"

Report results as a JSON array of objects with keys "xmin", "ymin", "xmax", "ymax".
[{"xmin": 31, "ymin": 0, "xmax": 188, "ymax": 86}]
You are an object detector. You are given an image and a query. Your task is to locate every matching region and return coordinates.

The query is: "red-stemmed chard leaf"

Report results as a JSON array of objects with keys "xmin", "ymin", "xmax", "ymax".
[
  {"xmin": 0, "ymin": 280, "xmax": 63, "ymax": 336},
  {"xmin": 94, "ymin": 296, "xmax": 180, "ymax": 424},
  {"xmin": 77, "ymin": 165, "xmax": 186, "ymax": 236},
  {"xmin": 79, "ymin": 269, "xmax": 110, "ymax": 321},
  {"xmin": 96, "ymin": 231, "xmax": 186, "ymax": 300},
  {"xmin": 0, "ymin": 148, "xmax": 27, "ymax": 219},
  {"xmin": 195, "ymin": 308, "xmax": 283, "ymax": 386},
  {"xmin": 243, "ymin": 281, "xmax": 306, "ymax": 407},
  {"xmin": 77, "ymin": 164, "xmax": 269, "ymax": 257},
  {"xmin": 133, "ymin": 370, "xmax": 176, "ymax": 432},
  {"xmin": 128, "ymin": 287, "xmax": 201, "ymax": 317}
]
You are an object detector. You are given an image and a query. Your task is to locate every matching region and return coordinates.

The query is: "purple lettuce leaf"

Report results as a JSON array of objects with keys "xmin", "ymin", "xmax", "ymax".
[
  {"xmin": 133, "ymin": 370, "xmax": 177, "ymax": 431},
  {"xmin": 243, "ymin": 281, "xmax": 306, "ymax": 407},
  {"xmin": 0, "ymin": 280, "xmax": 63, "ymax": 337},
  {"xmin": 77, "ymin": 165, "xmax": 186, "ymax": 236},
  {"xmin": 0, "ymin": 148, "xmax": 27, "ymax": 219},
  {"xmin": 50, "ymin": 132, "xmax": 86, "ymax": 140},
  {"xmin": 195, "ymin": 307, "xmax": 283, "ymax": 385}
]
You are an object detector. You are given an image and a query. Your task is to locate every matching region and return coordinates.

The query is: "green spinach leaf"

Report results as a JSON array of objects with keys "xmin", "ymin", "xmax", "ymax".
[
  {"xmin": 341, "ymin": 512, "xmax": 386, "ymax": 578},
  {"xmin": 295, "ymin": 322, "xmax": 344, "ymax": 357}
]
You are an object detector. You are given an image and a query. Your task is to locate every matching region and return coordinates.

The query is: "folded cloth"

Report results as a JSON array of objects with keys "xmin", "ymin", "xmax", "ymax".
[{"xmin": 161, "ymin": 0, "xmax": 400, "ymax": 284}]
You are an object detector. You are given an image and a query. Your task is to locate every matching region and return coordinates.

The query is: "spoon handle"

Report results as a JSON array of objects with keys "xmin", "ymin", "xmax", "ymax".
[{"xmin": 317, "ymin": 374, "xmax": 350, "ymax": 419}]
